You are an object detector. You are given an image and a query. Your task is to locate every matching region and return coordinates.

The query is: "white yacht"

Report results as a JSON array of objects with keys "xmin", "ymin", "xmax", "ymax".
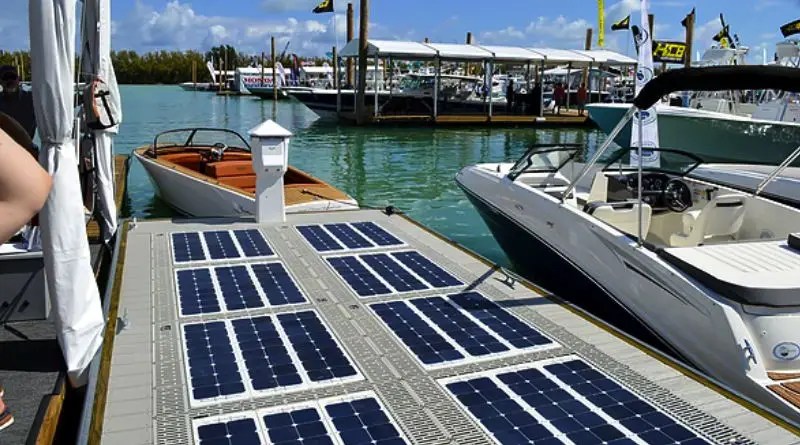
[{"xmin": 457, "ymin": 65, "xmax": 800, "ymax": 423}]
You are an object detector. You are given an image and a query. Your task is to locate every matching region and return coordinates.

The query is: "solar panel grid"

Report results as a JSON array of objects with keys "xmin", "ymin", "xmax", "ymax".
[
  {"xmin": 263, "ymin": 406, "xmax": 332, "ymax": 445},
  {"xmin": 215, "ymin": 265, "xmax": 264, "ymax": 312},
  {"xmin": 390, "ymin": 251, "xmax": 463, "ymax": 288},
  {"xmin": 231, "ymin": 316, "xmax": 303, "ymax": 392},
  {"xmin": 203, "ymin": 230, "xmax": 240, "ymax": 260},
  {"xmin": 183, "ymin": 321, "xmax": 245, "ymax": 403},
  {"xmin": 360, "ymin": 253, "xmax": 428, "ymax": 292},
  {"xmin": 350, "ymin": 221, "xmax": 404, "ymax": 246},
  {"xmin": 176, "ymin": 268, "xmax": 221, "ymax": 316},
  {"xmin": 278, "ymin": 311, "xmax": 358, "ymax": 382},
  {"xmin": 172, "ymin": 232, "xmax": 207, "ymax": 263},
  {"xmin": 233, "ymin": 229, "xmax": 274, "ymax": 258},
  {"xmin": 323, "ymin": 223, "xmax": 374, "ymax": 249},
  {"xmin": 327, "ymin": 256, "xmax": 392, "ymax": 296},
  {"xmin": 195, "ymin": 415, "xmax": 264, "ymax": 445},
  {"xmin": 326, "ymin": 397, "xmax": 406, "ymax": 445},
  {"xmin": 250, "ymin": 263, "xmax": 307, "ymax": 306},
  {"xmin": 449, "ymin": 292, "xmax": 553, "ymax": 348},
  {"xmin": 297, "ymin": 225, "xmax": 345, "ymax": 252}
]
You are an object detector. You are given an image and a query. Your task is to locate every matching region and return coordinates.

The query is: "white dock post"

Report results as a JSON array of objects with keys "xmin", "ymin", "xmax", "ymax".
[{"xmin": 249, "ymin": 120, "xmax": 292, "ymax": 223}]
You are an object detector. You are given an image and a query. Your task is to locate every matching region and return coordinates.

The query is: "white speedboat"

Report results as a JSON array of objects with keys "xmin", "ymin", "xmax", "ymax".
[
  {"xmin": 134, "ymin": 127, "xmax": 358, "ymax": 217},
  {"xmin": 457, "ymin": 65, "xmax": 800, "ymax": 423}
]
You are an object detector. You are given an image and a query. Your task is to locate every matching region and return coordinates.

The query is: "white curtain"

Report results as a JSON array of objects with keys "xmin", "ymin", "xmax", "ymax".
[
  {"xmin": 82, "ymin": 0, "xmax": 122, "ymax": 243},
  {"xmin": 29, "ymin": 0, "xmax": 105, "ymax": 386}
]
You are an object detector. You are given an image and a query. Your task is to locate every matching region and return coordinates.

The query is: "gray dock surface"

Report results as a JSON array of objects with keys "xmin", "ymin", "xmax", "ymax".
[{"xmin": 101, "ymin": 209, "xmax": 799, "ymax": 444}]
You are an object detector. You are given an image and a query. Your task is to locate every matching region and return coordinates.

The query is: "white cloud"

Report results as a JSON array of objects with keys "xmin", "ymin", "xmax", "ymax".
[
  {"xmin": 478, "ymin": 26, "xmax": 525, "ymax": 44},
  {"xmin": 261, "ymin": 0, "xmax": 320, "ymax": 13},
  {"xmin": 524, "ymin": 16, "xmax": 592, "ymax": 48}
]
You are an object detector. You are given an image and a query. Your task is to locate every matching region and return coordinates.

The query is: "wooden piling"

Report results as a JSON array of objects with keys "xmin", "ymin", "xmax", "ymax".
[
  {"xmin": 346, "ymin": 2, "xmax": 354, "ymax": 87},
  {"xmin": 356, "ymin": 0, "xmax": 369, "ymax": 124},
  {"xmin": 261, "ymin": 52, "xmax": 265, "ymax": 86},
  {"xmin": 583, "ymin": 28, "xmax": 592, "ymax": 88},
  {"xmin": 684, "ymin": 11, "xmax": 694, "ymax": 69},
  {"xmin": 271, "ymin": 36, "xmax": 277, "ymax": 101}
]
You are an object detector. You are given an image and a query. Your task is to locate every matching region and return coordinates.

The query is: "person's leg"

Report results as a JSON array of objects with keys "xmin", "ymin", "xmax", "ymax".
[{"xmin": 0, "ymin": 386, "xmax": 13, "ymax": 431}]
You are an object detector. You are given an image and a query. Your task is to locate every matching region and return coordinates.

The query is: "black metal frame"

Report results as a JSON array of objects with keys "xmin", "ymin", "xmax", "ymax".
[
  {"xmin": 507, "ymin": 144, "xmax": 584, "ymax": 181},
  {"xmin": 599, "ymin": 147, "xmax": 705, "ymax": 177},
  {"xmin": 150, "ymin": 127, "xmax": 251, "ymax": 158}
]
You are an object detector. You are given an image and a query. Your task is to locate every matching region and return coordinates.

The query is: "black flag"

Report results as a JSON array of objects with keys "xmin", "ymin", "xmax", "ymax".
[
  {"xmin": 781, "ymin": 18, "xmax": 800, "ymax": 37},
  {"xmin": 312, "ymin": 0, "xmax": 334, "ymax": 13},
  {"xmin": 611, "ymin": 15, "xmax": 630, "ymax": 31},
  {"xmin": 680, "ymin": 7, "xmax": 695, "ymax": 27}
]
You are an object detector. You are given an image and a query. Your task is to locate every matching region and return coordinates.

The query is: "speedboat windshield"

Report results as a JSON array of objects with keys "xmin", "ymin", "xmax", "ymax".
[
  {"xmin": 507, "ymin": 144, "xmax": 583, "ymax": 180},
  {"xmin": 153, "ymin": 128, "xmax": 251, "ymax": 151},
  {"xmin": 600, "ymin": 147, "xmax": 705, "ymax": 177}
]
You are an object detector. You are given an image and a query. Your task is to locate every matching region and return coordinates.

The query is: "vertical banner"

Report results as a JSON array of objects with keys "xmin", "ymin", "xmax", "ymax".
[
  {"xmin": 597, "ymin": 0, "xmax": 605, "ymax": 47},
  {"xmin": 630, "ymin": 0, "xmax": 660, "ymax": 167}
]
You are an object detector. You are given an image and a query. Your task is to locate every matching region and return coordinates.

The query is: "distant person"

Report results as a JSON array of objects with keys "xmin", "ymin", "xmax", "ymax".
[
  {"xmin": 577, "ymin": 82, "xmax": 588, "ymax": 116},
  {"xmin": 553, "ymin": 82, "xmax": 566, "ymax": 115},
  {"xmin": 0, "ymin": 66, "xmax": 36, "ymax": 141},
  {"xmin": 530, "ymin": 82, "xmax": 542, "ymax": 116},
  {"xmin": 505, "ymin": 79, "xmax": 515, "ymax": 113}
]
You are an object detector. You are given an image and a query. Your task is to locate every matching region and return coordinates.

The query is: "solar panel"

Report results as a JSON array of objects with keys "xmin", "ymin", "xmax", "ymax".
[
  {"xmin": 360, "ymin": 253, "xmax": 428, "ymax": 292},
  {"xmin": 231, "ymin": 316, "xmax": 303, "ymax": 392},
  {"xmin": 263, "ymin": 406, "xmax": 332, "ymax": 445},
  {"xmin": 390, "ymin": 251, "xmax": 462, "ymax": 288},
  {"xmin": 176, "ymin": 268, "xmax": 220, "ymax": 316},
  {"xmin": 327, "ymin": 256, "xmax": 392, "ymax": 297},
  {"xmin": 325, "ymin": 396, "xmax": 407, "ymax": 445},
  {"xmin": 449, "ymin": 292, "xmax": 553, "ymax": 348},
  {"xmin": 250, "ymin": 262, "xmax": 306, "ymax": 306},
  {"xmin": 215, "ymin": 265, "xmax": 264, "ymax": 312},
  {"xmin": 371, "ymin": 301, "xmax": 464, "ymax": 365},
  {"xmin": 233, "ymin": 229, "xmax": 274, "ymax": 258},
  {"xmin": 277, "ymin": 311, "xmax": 358, "ymax": 381},
  {"xmin": 297, "ymin": 225, "xmax": 345, "ymax": 252},
  {"xmin": 351, "ymin": 221, "xmax": 404, "ymax": 246},
  {"xmin": 195, "ymin": 413, "xmax": 265, "ymax": 445},
  {"xmin": 182, "ymin": 321, "xmax": 245, "ymax": 403},
  {"xmin": 409, "ymin": 296, "xmax": 509, "ymax": 356},
  {"xmin": 444, "ymin": 358, "xmax": 712, "ymax": 445},
  {"xmin": 203, "ymin": 230, "xmax": 240, "ymax": 260},
  {"xmin": 323, "ymin": 223, "xmax": 374, "ymax": 249},
  {"xmin": 172, "ymin": 232, "xmax": 206, "ymax": 263}
]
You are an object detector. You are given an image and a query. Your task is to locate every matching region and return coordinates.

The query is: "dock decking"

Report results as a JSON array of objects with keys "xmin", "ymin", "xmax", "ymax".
[
  {"xmin": 336, "ymin": 109, "xmax": 590, "ymax": 126},
  {"xmin": 97, "ymin": 209, "xmax": 798, "ymax": 444}
]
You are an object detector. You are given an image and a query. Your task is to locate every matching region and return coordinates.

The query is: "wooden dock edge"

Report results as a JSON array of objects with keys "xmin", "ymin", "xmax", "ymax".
[
  {"xmin": 396, "ymin": 211, "xmax": 800, "ymax": 436},
  {"xmin": 31, "ymin": 376, "xmax": 66, "ymax": 445}
]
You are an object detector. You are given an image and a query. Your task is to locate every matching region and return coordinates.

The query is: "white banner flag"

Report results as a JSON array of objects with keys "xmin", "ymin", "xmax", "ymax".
[{"xmin": 630, "ymin": 0, "xmax": 660, "ymax": 167}]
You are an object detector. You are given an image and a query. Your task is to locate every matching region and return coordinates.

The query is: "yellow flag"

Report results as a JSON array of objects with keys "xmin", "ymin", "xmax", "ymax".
[{"xmin": 597, "ymin": 0, "xmax": 605, "ymax": 47}]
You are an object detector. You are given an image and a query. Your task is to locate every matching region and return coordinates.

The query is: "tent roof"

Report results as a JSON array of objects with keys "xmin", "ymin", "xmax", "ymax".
[
  {"xmin": 570, "ymin": 49, "xmax": 637, "ymax": 65},
  {"xmin": 528, "ymin": 48, "xmax": 594, "ymax": 66},
  {"xmin": 423, "ymin": 42, "xmax": 493, "ymax": 60},
  {"xmin": 340, "ymin": 39, "xmax": 437, "ymax": 59},
  {"xmin": 476, "ymin": 45, "xmax": 545, "ymax": 62}
]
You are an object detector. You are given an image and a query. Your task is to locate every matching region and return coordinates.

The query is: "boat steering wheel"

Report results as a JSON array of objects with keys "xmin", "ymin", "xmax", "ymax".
[
  {"xmin": 209, "ymin": 142, "xmax": 227, "ymax": 162},
  {"xmin": 663, "ymin": 179, "xmax": 692, "ymax": 213}
]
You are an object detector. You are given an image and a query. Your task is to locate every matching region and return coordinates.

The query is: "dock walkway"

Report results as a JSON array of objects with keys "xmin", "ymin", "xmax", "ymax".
[{"xmin": 98, "ymin": 209, "xmax": 798, "ymax": 444}]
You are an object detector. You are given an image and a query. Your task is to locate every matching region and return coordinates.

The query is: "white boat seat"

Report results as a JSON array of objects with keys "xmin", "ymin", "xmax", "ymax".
[
  {"xmin": 670, "ymin": 194, "xmax": 746, "ymax": 247},
  {"xmin": 585, "ymin": 201, "xmax": 652, "ymax": 236},
  {"xmin": 588, "ymin": 172, "xmax": 609, "ymax": 202}
]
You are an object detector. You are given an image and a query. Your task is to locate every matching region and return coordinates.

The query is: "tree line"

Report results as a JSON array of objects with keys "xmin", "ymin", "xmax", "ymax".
[{"xmin": 0, "ymin": 45, "xmax": 331, "ymax": 85}]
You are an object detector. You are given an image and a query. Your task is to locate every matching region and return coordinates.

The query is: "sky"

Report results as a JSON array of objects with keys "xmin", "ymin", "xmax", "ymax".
[{"xmin": 2, "ymin": 0, "xmax": 799, "ymax": 62}]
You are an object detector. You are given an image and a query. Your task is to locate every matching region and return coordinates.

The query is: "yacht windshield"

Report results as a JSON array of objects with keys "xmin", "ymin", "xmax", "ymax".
[
  {"xmin": 600, "ymin": 148, "xmax": 704, "ymax": 177},
  {"xmin": 508, "ymin": 145, "xmax": 582, "ymax": 180}
]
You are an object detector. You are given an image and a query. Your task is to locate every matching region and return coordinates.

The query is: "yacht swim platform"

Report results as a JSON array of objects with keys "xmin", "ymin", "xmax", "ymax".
[{"xmin": 92, "ymin": 209, "xmax": 799, "ymax": 444}]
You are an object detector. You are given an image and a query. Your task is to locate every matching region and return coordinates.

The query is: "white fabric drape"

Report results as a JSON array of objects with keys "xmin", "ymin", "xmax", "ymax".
[
  {"xmin": 29, "ymin": 0, "xmax": 105, "ymax": 386},
  {"xmin": 629, "ymin": 0, "xmax": 661, "ymax": 167},
  {"xmin": 82, "ymin": 0, "xmax": 121, "ymax": 243}
]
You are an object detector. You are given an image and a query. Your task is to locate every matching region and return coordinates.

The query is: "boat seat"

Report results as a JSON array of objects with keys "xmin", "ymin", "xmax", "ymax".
[
  {"xmin": 217, "ymin": 175, "xmax": 257, "ymax": 190},
  {"xmin": 585, "ymin": 201, "xmax": 652, "ymax": 236},
  {"xmin": 205, "ymin": 160, "xmax": 254, "ymax": 178},
  {"xmin": 160, "ymin": 152, "xmax": 204, "ymax": 171},
  {"xmin": 588, "ymin": 171, "xmax": 609, "ymax": 202},
  {"xmin": 670, "ymin": 194, "xmax": 746, "ymax": 247}
]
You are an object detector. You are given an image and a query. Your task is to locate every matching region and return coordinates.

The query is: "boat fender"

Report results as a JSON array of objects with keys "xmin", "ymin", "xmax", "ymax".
[{"xmin": 83, "ymin": 77, "xmax": 121, "ymax": 130}]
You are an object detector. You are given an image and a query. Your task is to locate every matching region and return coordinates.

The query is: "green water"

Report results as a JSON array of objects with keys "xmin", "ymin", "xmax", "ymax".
[{"xmin": 119, "ymin": 85, "xmax": 607, "ymax": 266}]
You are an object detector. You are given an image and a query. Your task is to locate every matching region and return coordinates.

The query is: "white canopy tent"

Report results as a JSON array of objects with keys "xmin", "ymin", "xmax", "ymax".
[
  {"xmin": 81, "ymin": 0, "xmax": 122, "ymax": 244},
  {"xmin": 29, "ymin": 0, "xmax": 105, "ymax": 386},
  {"xmin": 477, "ymin": 45, "xmax": 546, "ymax": 63}
]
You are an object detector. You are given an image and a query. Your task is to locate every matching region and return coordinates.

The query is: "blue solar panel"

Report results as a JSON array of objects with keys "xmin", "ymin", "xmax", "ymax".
[
  {"xmin": 390, "ymin": 251, "xmax": 462, "ymax": 288},
  {"xmin": 233, "ymin": 229, "xmax": 274, "ymax": 258},
  {"xmin": 183, "ymin": 321, "xmax": 245, "ymax": 401},
  {"xmin": 203, "ymin": 230, "xmax": 240, "ymax": 260},
  {"xmin": 327, "ymin": 256, "xmax": 392, "ymax": 297},
  {"xmin": 446, "ymin": 377, "xmax": 557, "ymax": 444},
  {"xmin": 298, "ymin": 225, "xmax": 345, "ymax": 252},
  {"xmin": 278, "ymin": 311, "xmax": 357, "ymax": 381},
  {"xmin": 543, "ymin": 359, "xmax": 711, "ymax": 444},
  {"xmin": 250, "ymin": 263, "xmax": 306, "ymax": 306},
  {"xmin": 324, "ymin": 223, "xmax": 374, "ymax": 249},
  {"xmin": 263, "ymin": 407, "xmax": 333, "ymax": 445},
  {"xmin": 172, "ymin": 232, "xmax": 206, "ymax": 263},
  {"xmin": 176, "ymin": 268, "xmax": 220, "ymax": 316},
  {"xmin": 351, "ymin": 222, "xmax": 403, "ymax": 246},
  {"xmin": 449, "ymin": 292, "xmax": 553, "ymax": 348},
  {"xmin": 359, "ymin": 253, "xmax": 428, "ymax": 292},
  {"xmin": 197, "ymin": 417, "xmax": 262, "ymax": 445},
  {"xmin": 215, "ymin": 266, "xmax": 264, "ymax": 311},
  {"xmin": 325, "ymin": 397, "xmax": 406, "ymax": 445},
  {"xmin": 230, "ymin": 316, "xmax": 303, "ymax": 391},
  {"xmin": 410, "ymin": 297, "xmax": 508, "ymax": 356},
  {"xmin": 371, "ymin": 301, "xmax": 463, "ymax": 365}
]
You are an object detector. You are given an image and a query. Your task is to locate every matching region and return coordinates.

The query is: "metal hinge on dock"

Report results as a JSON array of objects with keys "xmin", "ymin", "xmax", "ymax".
[{"xmin": 116, "ymin": 307, "xmax": 129, "ymax": 334}]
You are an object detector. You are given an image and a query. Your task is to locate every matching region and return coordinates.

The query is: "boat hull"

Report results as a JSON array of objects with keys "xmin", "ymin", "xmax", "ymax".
[
  {"xmin": 134, "ymin": 151, "xmax": 358, "ymax": 217},
  {"xmin": 248, "ymin": 86, "xmax": 290, "ymax": 100},
  {"xmin": 587, "ymin": 103, "xmax": 800, "ymax": 165},
  {"xmin": 456, "ymin": 165, "xmax": 800, "ymax": 423}
]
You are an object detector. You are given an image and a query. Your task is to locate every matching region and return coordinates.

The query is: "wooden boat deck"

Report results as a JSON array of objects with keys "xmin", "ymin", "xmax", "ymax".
[{"xmin": 93, "ymin": 209, "xmax": 798, "ymax": 444}]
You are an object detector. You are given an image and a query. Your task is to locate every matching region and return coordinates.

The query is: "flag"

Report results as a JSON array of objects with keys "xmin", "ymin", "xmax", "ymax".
[
  {"xmin": 611, "ymin": 15, "xmax": 630, "ymax": 31},
  {"xmin": 781, "ymin": 18, "xmax": 800, "ymax": 37},
  {"xmin": 598, "ymin": 0, "xmax": 605, "ymax": 47},
  {"xmin": 312, "ymin": 0, "xmax": 334, "ymax": 13},
  {"xmin": 680, "ymin": 7, "xmax": 695, "ymax": 28},
  {"xmin": 630, "ymin": 0, "xmax": 660, "ymax": 168}
]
